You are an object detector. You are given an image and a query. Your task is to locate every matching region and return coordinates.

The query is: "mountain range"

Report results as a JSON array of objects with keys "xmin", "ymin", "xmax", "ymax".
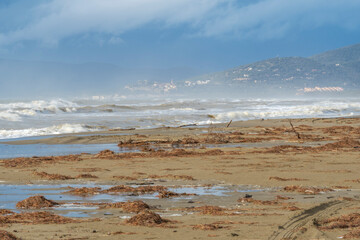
[{"xmin": 180, "ymin": 43, "xmax": 360, "ymax": 95}]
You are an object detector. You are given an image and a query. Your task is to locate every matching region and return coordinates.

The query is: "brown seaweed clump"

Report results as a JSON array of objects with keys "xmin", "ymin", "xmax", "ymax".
[
  {"xmin": 238, "ymin": 197, "xmax": 300, "ymax": 211},
  {"xmin": 318, "ymin": 213, "xmax": 360, "ymax": 230},
  {"xmin": 283, "ymin": 185, "xmax": 333, "ymax": 195},
  {"xmin": 95, "ymin": 149, "xmax": 118, "ymax": 159},
  {"xmin": 156, "ymin": 191, "xmax": 196, "ymax": 199},
  {"xmin": 269, "ymin": 176, "xmax": 307, "ymax": 181},
  {"xmin": 0, "ymin": 209, "xmax": 15, "ymax": 215},
  {"xmin": 3, "ymin": 155, "xmax": 81, "ymax": 168},
  {"xmin": 33, "ymin": 171, "xmax": 74, "ymax": 180},
  {"xmin": 191, "ymin": 206, "xmax": 227, "ymax": 216},
  {"xmin": 112, "ymin": 175, "xmax": 137, "ymax": 180},
  {"xmin": 102, "ymin": 185, "xmax": 168, "ymax": 194},
  {"xmin": 192, "ymin": 224, "xmax": 223, "ymax": 230},
  {"xmin": 75, "ymin": 174, "xmax": 98, "ymax": 179},
  {"xmin": 124, "ymin": 210, "xmax": 170, "ymax": 226},
  {"xmin": 101, "ymin": 200, "xmax": 150, "ymax": 213},
  {"xmin": 0, "ymin": 211, "xmax": 78, "ymax": 224},
  {"xmin": 316, "ymin": 213, "xmax": 360, "ymax": 239},
  {"xmin": 238, "ymin": 197, "xmax": 281, "ymax": 206},
  {"xmin": 343, "ymin": 228, "xmax": 360, "ymax": 239},
  {"xmin": 318, "ymin": 138, "xmax": 360, "ymax": 151},
  {"xmin": 16, "ymin": 196, "xmax": 59, "ymax": 209},
  {"xmin": 0, "ymin": 230, "xmax": 20, "ymax": 240},
  {"xmin": 147, "ymin": 174, "xmax": 195, "ymax": 181},
  {"xmin": 64, "ymin": 187, "xmax": 102, "ymax": 196}
]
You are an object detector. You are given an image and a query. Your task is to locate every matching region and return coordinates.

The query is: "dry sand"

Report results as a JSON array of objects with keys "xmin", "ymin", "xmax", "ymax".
[{"xmin": 0, "ymin": 117, "xmax": 360, "ymax": 239}]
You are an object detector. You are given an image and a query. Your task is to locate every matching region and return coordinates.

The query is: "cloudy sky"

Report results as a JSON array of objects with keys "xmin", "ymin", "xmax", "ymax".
[{"xmin": 1, "ymin": 0, "xmax": 360, "ymax": 71}]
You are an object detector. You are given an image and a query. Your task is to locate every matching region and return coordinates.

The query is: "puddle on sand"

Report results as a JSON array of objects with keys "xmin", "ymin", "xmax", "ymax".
[
  {"xmin": 0, "ymin": 133, "xmax": 331, "ymax": 159},
  {"xmin": 0, "ymin": 184, "xmax": 262, "ymax": 218},
  {"xmin": 0, "ymin": 143, "xmax": 139, "ymax": 159}
]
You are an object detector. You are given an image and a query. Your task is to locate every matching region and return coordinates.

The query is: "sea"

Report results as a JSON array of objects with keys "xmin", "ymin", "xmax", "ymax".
[
  {"xmin": 1, "ymin": 96, "xmax": 360, "ymax": 140},
  {"xmin": 0, "ymin": 95, "xmax": 360, "ymax": 159}
]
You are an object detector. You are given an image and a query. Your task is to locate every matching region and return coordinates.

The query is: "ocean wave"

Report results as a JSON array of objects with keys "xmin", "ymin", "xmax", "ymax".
[
  {"xmin": 0, "ymin": 123, "xmax": 98, "ymax": 140},
  {"xmin": 214, "ymin": 103, "xmax": 359, "ymax": 121}
]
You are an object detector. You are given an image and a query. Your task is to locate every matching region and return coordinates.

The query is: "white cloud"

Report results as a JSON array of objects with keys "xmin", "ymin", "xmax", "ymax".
[{"xmin": 0, "ymin": 0, "xmax": 359, "ymax": 46}]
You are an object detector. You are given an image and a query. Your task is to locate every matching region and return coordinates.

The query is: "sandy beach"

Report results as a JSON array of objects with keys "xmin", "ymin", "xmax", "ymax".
[{"xmin": 1, "ymin": 117, "xmax": 360, "ymax": 240}]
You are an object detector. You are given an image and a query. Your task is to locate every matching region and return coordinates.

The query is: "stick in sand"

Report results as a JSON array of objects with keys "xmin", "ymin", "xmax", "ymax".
[
  {"xmin": 288, "ymin": 119, "xmax": 301, "ymax": 139},
  {"xmin": 226, "ymin": 120, "xmax": 233, "ymax": 128}
]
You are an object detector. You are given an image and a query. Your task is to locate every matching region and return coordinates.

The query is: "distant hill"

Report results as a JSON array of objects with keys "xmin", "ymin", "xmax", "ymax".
[{"xmin": 179, "ymin": 43, "xmax": 360, "ymax": 95}]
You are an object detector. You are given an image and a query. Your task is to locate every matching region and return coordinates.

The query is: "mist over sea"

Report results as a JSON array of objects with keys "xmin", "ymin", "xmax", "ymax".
[{"xmin": 1, "ymin": 96, "xmax": 360, "ymax": 140}]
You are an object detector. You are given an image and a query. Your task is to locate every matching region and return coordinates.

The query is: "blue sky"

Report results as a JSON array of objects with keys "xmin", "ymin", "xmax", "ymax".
[{"xmin": 1, "ymin": 0, "xmax": 360, "ymax": 72}]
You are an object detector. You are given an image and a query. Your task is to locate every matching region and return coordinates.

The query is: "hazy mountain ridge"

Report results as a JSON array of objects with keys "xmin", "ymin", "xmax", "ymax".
[{"xmin": 181, "ymin": 43, "xmax": 360, "ymax": 92}]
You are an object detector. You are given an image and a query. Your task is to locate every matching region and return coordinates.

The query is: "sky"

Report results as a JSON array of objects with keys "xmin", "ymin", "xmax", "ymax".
[{"xmin": 1, "ymin": 0, "xmax": 360, "ymax": 72}]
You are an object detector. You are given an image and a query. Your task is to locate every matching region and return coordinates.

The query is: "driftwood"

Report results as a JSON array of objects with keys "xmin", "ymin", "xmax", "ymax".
[
  {"xmin": 288, "ymin": 119, "xmax": 301, "ymax": 139},
  {"xmin": 226, "ymin": 120, "xmax": 233, "ymax": 128}
]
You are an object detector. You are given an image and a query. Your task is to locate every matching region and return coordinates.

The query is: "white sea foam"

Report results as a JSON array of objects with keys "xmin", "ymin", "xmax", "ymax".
[
  {"xmin": 0, "ymin": 99, "xmax": 79, "ymax": 122},
  {"xmin": 0, "ymin": 111, "xmax": 22, "ymax": 121},
  {"xmin": 215, "ymin": 102, "xmax": 360, "ymax": 121},
  {"xmin": 0, "ymin": 97, "xmax": 360, "ymax": 140},
  {"xmin": 0, "ymin": 123, "xmax": 95, "ymax": 139}
]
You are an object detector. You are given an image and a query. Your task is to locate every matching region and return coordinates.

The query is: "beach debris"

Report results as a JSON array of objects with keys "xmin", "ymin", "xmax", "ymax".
[
  {"xmin": 192, "ymin": 223, "xmax": 224, "ymax": 230},
  {"xmin": 323, "ymin": 126, "xmax": 360, "ymax": 135},
  {"xmin": 0, "ymin": 211, "xmax": 78, "ymax": 225},
  {"xmin": 318, "ymin": 213, "xmax": 360, "ymax": 230},
  {"xmin": 343, "ymin": 229, "xmax": 360, "ymax": 239},
  {"xmin": 93, "ymin": 148, "xmax": 223, "ymax": 160},
  {"xmin": 318, "ymin": 138, "xmax": 360, "ymax": 150},
  {"xmin": 288, "ymin": 119, "xmax": 301, "ymax": 139},
  {"xmin": 74, "ymin": 167, "xmax": 103, "ymax": 172},
  {"xmin": 3, "ymin": 155, "xmax": 81, "ymax": 168},
  {"xmin": 64, "ymin": 187, "xmax": 102, "ymax": 196},
  {"xmin": 102, "ymin": 185, "xmax": 167, "ymax": 194},
  {"xmin": 112, "ymin": 175, "xmax": 138, "ymax": 180},
  {"xmin": 186, "ymin": 206, "xmax": 229, "ymax": 216},
  {"xmin": 101, "ymin": 200, "xmax": 150, "ymax": 213},
  {"xmin": 269, "ymin": 176, "xmax": 308, "ymax": 181},
  {"xmin": 0, "ymin": 209, "xmax": 15, "ymax": 215},
  {"xmin": 108, "ymin": 231, "xmax": 136, "ymax": 235},
  {"xmin": 124, "ymin": 210, "xmax": 170, "ymax": 226},
  {"xmin": 238, "ymin": 197, "xmax": 300, "ymax": 211},
  {"xmin": 95, "ymin": 149, "xmax": 117, "ymax": 158},
  {"xmin": 16, "ymin": 196, "xmax": 59, "ymax": 209},
  {"xmin": 147, "ymin": 174, "xmax": 195, "ymax": 181},
  {"xmin": 260, "ymin": 138, "xmax": 360, "ymax": 154},
  {"xmin": 33, "ymin": 171, "xmax": 74, "ymax": 180},
  {"xmin": 282, "ymin": 205, "xmax": 301, "ymax": 211},
  {"xmin": 316, "ymin": 213, "xmax": 360, "ymax": 239},
  {"xmin": 283, "ymin": 185, "xmax": 333, "ymax": 195},
  {"xmin": 244, "ymin": 194, "xmax": 252, "ymax": 198},
  {"xmin": 0, "ymin": 230, "xmax": 20, "ymax": 240},
  {"xmin": 75, "ymin": 174, "xmax": 98, "ymax": 179},
  {"xmin": 276, "ymin": 195, "xmax": 293, "ymax": 200},
  {"xmin": 156, "ymin": 190, "xmax": 196, "ymax": 199},
  {"xmin": 226, "ymin": 120, "xmax": 233, "ymax": 128},
  {"xmin": 238, "ymin": 197, "xmax": 281, "ymax": 206}
]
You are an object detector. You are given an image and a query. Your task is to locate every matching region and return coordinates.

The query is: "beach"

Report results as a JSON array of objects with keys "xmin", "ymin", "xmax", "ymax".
[{"xmin": 0, "ymin": 117, "xmax": 359, "ymax": 239}]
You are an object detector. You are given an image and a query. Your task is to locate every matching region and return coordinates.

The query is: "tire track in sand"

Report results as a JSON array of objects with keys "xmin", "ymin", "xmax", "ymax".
[{"xmin": 268, "ymin": 200, "xmax": 355, "ymax": 240}]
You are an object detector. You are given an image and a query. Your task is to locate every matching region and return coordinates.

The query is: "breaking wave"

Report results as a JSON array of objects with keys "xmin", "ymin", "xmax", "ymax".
[
  {"xmin": 0, "ymin": 97, "xmax": 359, "ymax": 139},
  {"xmin": 214, "ymin": 102, "xmax": 360, "ymax": 121},
  {"xmin": 0, "ymin": 124, "xmax": 97, "ymax": 140}
]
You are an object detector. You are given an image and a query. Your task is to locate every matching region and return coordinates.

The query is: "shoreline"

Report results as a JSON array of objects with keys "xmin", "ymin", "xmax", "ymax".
[{"xmin": 2, "ymin": 115, "xmax": 360, "ymax": 145}]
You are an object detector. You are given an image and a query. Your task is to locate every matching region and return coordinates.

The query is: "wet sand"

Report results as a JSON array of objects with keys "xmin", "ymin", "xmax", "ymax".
[{"xmin": 1, "ymin": 117, "xmax": 360, "ymax": 239}]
